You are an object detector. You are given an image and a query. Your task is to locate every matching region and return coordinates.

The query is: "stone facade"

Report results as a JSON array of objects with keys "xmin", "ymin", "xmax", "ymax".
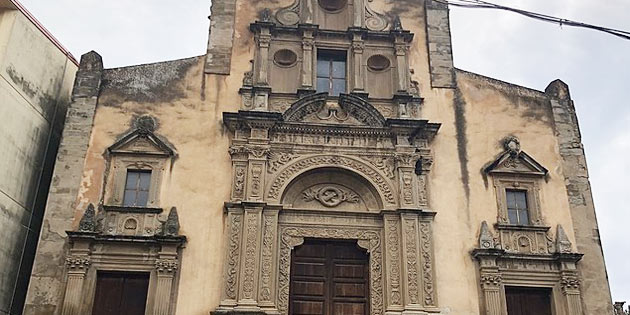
[
  {"xmin": 0, "ymin": 1, "xmax": 77, "ymax": 314},
  {"xmin": 22, "ymin": 0, "xmax": 613, "ymax": 314}
]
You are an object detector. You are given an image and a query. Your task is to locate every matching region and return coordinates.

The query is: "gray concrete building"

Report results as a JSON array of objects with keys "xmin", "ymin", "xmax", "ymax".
[{"xmin": 0, "ymin": 0, "xmax": 77, "ymax": 314}]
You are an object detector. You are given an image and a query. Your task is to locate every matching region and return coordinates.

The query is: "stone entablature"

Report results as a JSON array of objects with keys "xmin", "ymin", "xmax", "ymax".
[
  {"xmin": 473, "ymin": 222, "xmax": 584, "ymax": 315},
  {"xmin": 60, "ymin": 204, "xmax": 186, "ymax": 315}
]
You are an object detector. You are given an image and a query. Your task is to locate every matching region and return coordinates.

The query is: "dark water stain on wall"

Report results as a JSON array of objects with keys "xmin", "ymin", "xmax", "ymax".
[
  {"xmin": 453, "ymin": 87, "xmax": 470, "ymax": 207},
  {"xmin": 99, "ymin": 56, "xmax": 202, "ymax": 106}
]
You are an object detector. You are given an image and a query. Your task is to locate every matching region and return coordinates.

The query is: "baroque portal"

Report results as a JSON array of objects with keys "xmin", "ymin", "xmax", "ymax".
[{"xmin": 215, "ymin": 88, "xmax": 440, "ymax": 315}]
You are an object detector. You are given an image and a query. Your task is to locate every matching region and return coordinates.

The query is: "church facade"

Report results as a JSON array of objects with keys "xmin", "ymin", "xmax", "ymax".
[{"xmin": 23, "ymin": 1, "xmax": 613, "ymax": 314}]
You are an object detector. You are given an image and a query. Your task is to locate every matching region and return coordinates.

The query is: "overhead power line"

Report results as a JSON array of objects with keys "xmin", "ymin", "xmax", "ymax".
[{"xmin": 435, "ymin": 0, "xmax": 630, "ymax": 40}]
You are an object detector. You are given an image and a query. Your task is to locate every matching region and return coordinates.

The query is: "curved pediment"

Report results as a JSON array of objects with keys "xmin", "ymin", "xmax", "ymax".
[{"xmin": 282, "ymin": 93, "xmax": 386, "ymax": 127}]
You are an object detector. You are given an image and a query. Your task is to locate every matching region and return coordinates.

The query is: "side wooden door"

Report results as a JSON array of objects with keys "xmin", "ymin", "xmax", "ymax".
[
  {"xmin": 92, "ymin": 271, "xmax": 150, "ymax": 315},
  {"xmin": 505, "ymin": 286, "xmax": 553, "ymax": 315}
]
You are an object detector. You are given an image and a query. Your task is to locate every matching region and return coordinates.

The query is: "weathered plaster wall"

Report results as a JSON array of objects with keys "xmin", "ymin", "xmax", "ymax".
[
  {"xmin": 0, "ymin": 6, "xmax": 76, "ymax": 315},
  {"xmin": 23, "ymin": 0, "xmax": 611, "ymax": 314}
]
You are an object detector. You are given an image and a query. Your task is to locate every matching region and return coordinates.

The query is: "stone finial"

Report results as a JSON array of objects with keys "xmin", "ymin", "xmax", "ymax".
[
  {"xmin": 393, "ymin": 15, "xmax": 403, "ymax": 31},
  {"xmin": 556, "ymin": 224, "xmax": 573, "ymax": 253},
  {"xmin": 479, "ymin": 221, "xmax": 496, "ymax": 249},
  {"xmin": 260, "ymin": 8, "xmax": 272, "ymax": 22},
  {"xmin": 613, "ymin": 301, "xmax": 626, "ymax": 315},
  {"xmin": 163, "ymin": 207, "xmax": 180, "ymax": 236},
  {"xmin": 503, "ymin": 136, "xmax": 521, "ymax": 155},
  {"xmin": 134, "ymin": 115, "xmax": 157, "ymax": 132},
  {"xmin": 78, "ymin": 204, "xmax": 96, "ymax": 232}
]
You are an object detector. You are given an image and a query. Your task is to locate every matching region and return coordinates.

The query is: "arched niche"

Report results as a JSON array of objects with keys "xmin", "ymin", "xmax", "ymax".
[{"xmin": 281, "ymin": 167, "xmax": 382, "ymax": 212}]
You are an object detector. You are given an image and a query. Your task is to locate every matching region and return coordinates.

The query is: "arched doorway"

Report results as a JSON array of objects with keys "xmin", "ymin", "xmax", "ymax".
[{"xmin": 289, "ymin": 239, "xmax": 370, "ymax": 315}]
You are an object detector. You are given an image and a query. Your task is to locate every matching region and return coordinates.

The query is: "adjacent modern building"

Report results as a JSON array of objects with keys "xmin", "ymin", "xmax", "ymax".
[
  {"xmin": 23, "ymin": 0, "xmax": 613, "ymax": 314},
  {"xmin": 0, "ymin": 0, "xmax": 77, "ymax": 314}
]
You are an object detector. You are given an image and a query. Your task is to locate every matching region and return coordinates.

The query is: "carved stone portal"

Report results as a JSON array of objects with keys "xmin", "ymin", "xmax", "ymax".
[{"xmin": 219, "ymin": 70, "xmax": 440, "ymax": 314}]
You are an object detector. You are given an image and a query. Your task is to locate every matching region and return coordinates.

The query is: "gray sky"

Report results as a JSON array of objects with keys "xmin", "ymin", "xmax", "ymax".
[{"xmin": 20, "ymin": 0, "xmax": 630, "ymax": 304}]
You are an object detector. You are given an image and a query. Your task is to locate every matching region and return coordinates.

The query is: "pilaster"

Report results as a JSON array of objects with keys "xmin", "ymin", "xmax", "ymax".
[
  {"xmin": 61, "ymin": 256, "xmax": 90, "ymax": 315},
  {"xmin": 236, "ymin": 205, "xmax": 263, "ymax": 310},
  {"xmin": 299, "ymin": 24, "xmax": 316, "ymax": 91},
  {"xmin": 257, "ymin": 209, "xmax": 279, "ymax": 312},
  {"xmin": 350, "ymin": 29, "xmax": 366, "ymax": 94},
  {"xmin": 218, "ymin": 207, "xmax": 244, "ymax": 308},
  {"xmin": 384, "ymin": 214, "xmax": 404, "ymax": 312},
  {"xmin": 400, "ymin": 213, "xmax": 422, "ymax": 312},
  {"xmin": 476, "ymin": 252, "xmax": 503, "ymax": 315}
]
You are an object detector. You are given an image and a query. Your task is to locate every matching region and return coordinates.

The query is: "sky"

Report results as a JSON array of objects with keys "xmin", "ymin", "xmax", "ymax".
[{"xmin": 19, "ymin": 0, "xmax": 630, "ymax": 305}]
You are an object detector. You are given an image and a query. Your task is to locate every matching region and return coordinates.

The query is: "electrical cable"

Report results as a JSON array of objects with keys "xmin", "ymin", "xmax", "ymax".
[{"xmin": 434, "ymin": 0, "xmax": 630, "ymax": 40}]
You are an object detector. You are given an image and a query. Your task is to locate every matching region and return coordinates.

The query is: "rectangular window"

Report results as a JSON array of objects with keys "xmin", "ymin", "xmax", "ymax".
[
  {"xmin": 316, "ymin": 50, "xmax": 346, "ymax": 96},
  {"xmin": 123, "ymin": 170, "xmax": 151, "ymax": 207},
  {"xmin": 92, "ymin": 271, "xmax": 150, "ymax": 315},
  {"xmin": 505, "ymin": 286, "xmax": 552, "ymax": 315},
  {"xmin": 506, "ymin": 189, "xmax": 529, "ymax": 225}
]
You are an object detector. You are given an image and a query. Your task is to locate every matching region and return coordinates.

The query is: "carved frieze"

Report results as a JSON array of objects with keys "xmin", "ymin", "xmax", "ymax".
[{"xmin": 498, "ymin": 227, "xmax": 553, "ymax": 254}]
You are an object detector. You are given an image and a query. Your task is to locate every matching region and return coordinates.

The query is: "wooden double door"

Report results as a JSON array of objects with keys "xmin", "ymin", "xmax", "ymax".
[
  {"xmin": 505, "ymin": 287, "xmax": 553, "ymax": 315},
  {"xmin": 289, "ymin": 239, "xmax": 370, "ymax": 315}
]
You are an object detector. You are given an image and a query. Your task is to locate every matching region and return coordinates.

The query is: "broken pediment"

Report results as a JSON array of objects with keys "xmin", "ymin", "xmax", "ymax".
[
  {"xmin": 282, "ymin": 93, "xmax": 386, "ymax": 127},
  {"xmin": 484, "ymin": 136, "xmax": 548, "ymax": 176},
  {"xmin": 108, "ymin": 116, "xmax": 176, "ymax": 156},
  {"xmin": 275, "ymin": 0, "xmax": 389, "ymax": 31}
]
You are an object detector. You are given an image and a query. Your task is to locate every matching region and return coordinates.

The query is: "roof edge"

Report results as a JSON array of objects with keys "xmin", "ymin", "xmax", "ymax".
[
  {"xmin": 8, "ymin": 0, "xmax": 78, "ymax": 66},
  {"xmin": 455, "ymin": 68, "xmax": 547, "ymax": 96}
]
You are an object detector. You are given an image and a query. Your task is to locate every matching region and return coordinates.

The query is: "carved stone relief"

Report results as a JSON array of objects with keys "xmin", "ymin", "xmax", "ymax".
[
  {"xmin": 267, "ymin": 154, "xmax": 396, "ymax": 205},
  {"xmin": 302, "ymin": 185, "xmax": 359, "ymax": 207},
  {"xmin": 420, "ymin": 222, "xmax": 435, "ymax": 306}
]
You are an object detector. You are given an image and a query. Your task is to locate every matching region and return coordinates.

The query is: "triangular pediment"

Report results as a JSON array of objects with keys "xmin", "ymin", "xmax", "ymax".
[
  {"xmin": 282, "ymin": 93, "xmax": 386, "ymax": 127},
  {"xmin": 484, "ymin": 137, "xmax": 548, "ymax": 176},
  {"xmin": 108, "ymin": 129, "xmax": 175, "ymax": 156}
]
